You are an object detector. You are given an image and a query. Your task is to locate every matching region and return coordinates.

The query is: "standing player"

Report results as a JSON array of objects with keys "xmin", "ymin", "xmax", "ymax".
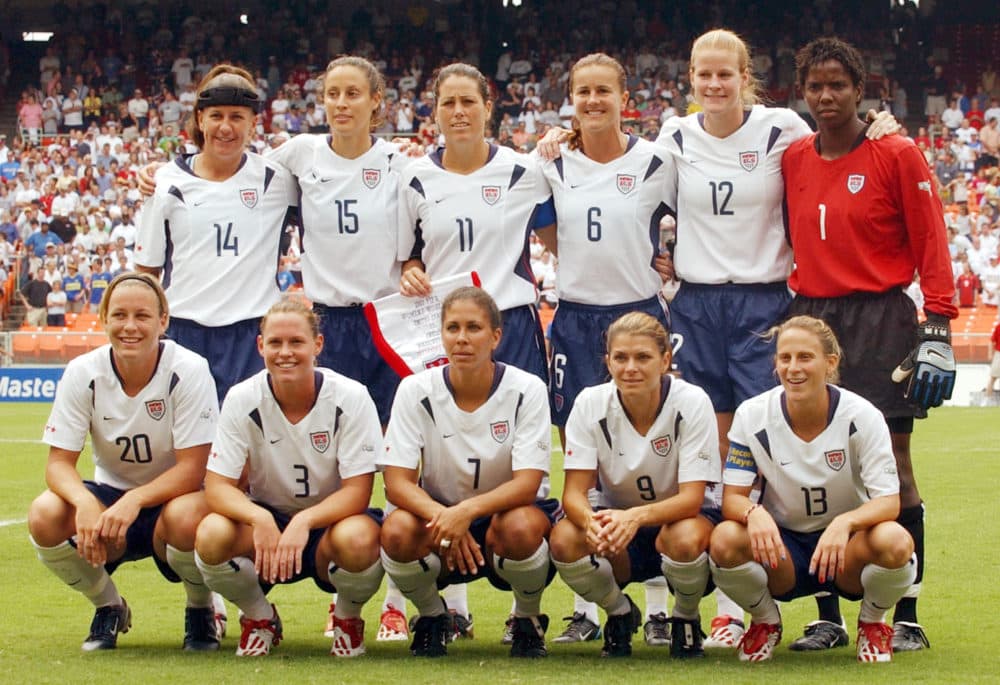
[
  {"xmin": 551, "ymin": 312, "xmax": 721, "ymax": 658},
  {"xmin": 535, "ymin": 53, "xmax": 677, "ymax": 643},
  {"xmin": 194, "ymin": 298, "xmax": 384, "ymax": 657},
  {"xmin": 27, "ymin": 273, "xmax": 220, "ymax": 651},
  {"xmin": 783, "ymin": 37, "xmax": 957, "ymax": 652},
  {"xmin": 135, "ymin": 64, "xmax": 298, "ymax": 403},
  {"xmin": 710, "ymin": 316, "xmax": 916, "ymax": 663},
  {"xmin": 378, "ymin": 287, "xmax": 556, "ymax": 658},
  {"xmin": 398, "ymin": 63, "xmax": 555, "ymax": 383}
]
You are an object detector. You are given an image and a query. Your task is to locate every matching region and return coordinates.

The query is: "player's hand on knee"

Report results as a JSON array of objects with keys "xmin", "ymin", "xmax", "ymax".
[
  {"xmin": 251, "ymin": 517, "xmax": 283, "ymax": 582},
  {"xmin": 447, "ymin": 533, "xmax": 482, "ymax": 575},
  {"xmin": 275, "ymin": 517, "xmax": 308, "ymax": 582},
  {"xmin": 746, "ymin": 507, "xmax": 785, "ymax": 570},
  {"xmin": 810, "ymin": 518, "xmax": 849, "ymax": 583},
  {"xmin": 892, "ymin": 313, "xmax": 956, "ymax": 409},
  {"xmin": 592, "ymin": 509, "xmax": 639, "ymax": 556},
  {"xmin": 96, "ymin": 491, "xmax": 141, "ymax": 549}
]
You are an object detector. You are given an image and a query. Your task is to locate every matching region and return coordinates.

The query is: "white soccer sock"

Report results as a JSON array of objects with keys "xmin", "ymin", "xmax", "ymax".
[
  {"xmin": 329, "ymin": 559, "xmax": 384, "ymax": 619},
  {"xmin": 379, "ymin": 549, "xmax": 446, "ymax": 617},
  {"xmin": 859, "ymin": 558, "xmax": 917, "ymax": 624},
  {"xmin": 166, "ymin": 545, "xmax": 213, "ymax": 608},
  {"xmin": 574, "ymin": 594, "xmax": 600, "ymax": 624},
  {"xmin": 494, "ymin": 540, "xmax": 550, "ymax": 617},
  {"xmin": 714, "ymin": 588, "xmax": 744, "ymax": 621},
  {"xmin": 31, "ymin": 537, "xmax": 121, "ymax": 607},
  {"xmin": 195, "ymin": 554, "xmax": 271, "ymax": 620},
  {"xmin": 553, "ymin": 555, "xmax": 630, "ymax": 616},
  {"xmin": 661, "ymin": 552, "xmax": 709, "ymax": 621},
  {"xmin": 382, "ymin": 576, "xmax": 407, "ymax": 614},
  {"xmin": 710, "ymin": 560, "xmax": 780, "ymax": 625},
  {"xmin": 442, "ymin": 583, "xmax": 469, "ymax": 618},
  {"xmin": 644, "ymin": 576, "xmax": 669, "ymax": 617}
]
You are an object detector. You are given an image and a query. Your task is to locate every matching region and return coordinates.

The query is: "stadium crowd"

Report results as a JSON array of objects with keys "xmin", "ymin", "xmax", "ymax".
[{"xmin": 1, "ymin": 0, "xmax": 998, "ymax": 327}]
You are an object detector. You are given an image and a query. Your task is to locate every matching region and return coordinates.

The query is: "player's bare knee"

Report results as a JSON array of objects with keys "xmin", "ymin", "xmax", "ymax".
[
  {"xmin": 548, "ymin": 518, "xmax": 586, "ymax": 562},
  {"xmin": 379, "ymin": 510, "xmax": 424, "ymax": 559},
  {"xmin": 657, "ymin": 524, "xmax": 707, "ymax": 562},
  {"xmin": 27, "ymin": 490, "xmax": 73, "ymax": 545},
  {"xmin": 489, "ymin": 507, "xmax": 547, "ymax": 558},
  {"xmin": 159, "ymin": 494, "xmax": 209, "ymax": 547},
  {"xmin": 194, "ymin": 513, "xmax": 237, "ymax": 564},
  {"xmin": 709, "ymin": 521, "xmax": 750, "ymax": 567},
  {"xmin": 870, "ymin": 521, "xmax": 914, "ymax": 567},
  {"xmin": 328, "ymin": 516, "xmax": 380, "ymax": 569}
]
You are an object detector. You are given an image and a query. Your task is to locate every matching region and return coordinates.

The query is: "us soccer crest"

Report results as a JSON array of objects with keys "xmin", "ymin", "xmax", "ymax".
[
  {"xmin": 311, "ymin": 431, "xmax": 331, "ymax": 453},
  {"xmin": 616, "ymin": 174, "xmax": 636, "ymax": 195},
  {"xmin": 482, "ymin": 185, "xmax": 501, "ymax": 205},
  {"xmin": 240, "ymin": 188, "xmax": 258, "ymax": 208},
  {"xmin": 825, "ymin": 449, "xmax": 846, "ymax": 471},
  {"xmin": 846, "ymin": 174, "xmax": 865, "ymax": 194},
  {"xmin": 491, "ymin": 420, "xmax": 510, "ymax": 444},
  {"xmin": 651, "ymin": 435, "xmax": 672, "ymax": 456},
  {"xmin": 145, "ymin": 399, "xmax": 165, "ymax": 421},
  {"xmin": 739, "ymin": 150, "xmax": 759, "ymax": 172},
  {"xmin": 362, "ymin": 168, "xmax": 381, "ymax": 189}
]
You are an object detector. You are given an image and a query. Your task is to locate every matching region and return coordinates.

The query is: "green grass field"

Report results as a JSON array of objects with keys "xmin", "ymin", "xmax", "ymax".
[{"xmin": 1, "ymin": 403, "xmax": 998, "ymax": 683}]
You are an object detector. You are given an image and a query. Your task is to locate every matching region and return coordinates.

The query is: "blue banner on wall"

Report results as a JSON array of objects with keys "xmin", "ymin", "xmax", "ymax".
[{"xmin": 0, "ymin": 367, "xmax": 65, "ymax": 402}]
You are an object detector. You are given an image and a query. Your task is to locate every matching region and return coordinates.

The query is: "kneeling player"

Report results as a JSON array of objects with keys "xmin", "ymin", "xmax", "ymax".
[
  {"xmin": 709, "ymin": 316, "xmax": 916, "ymax": 663},
  {"xmin": 195, "ymin": 298, "xmax": 384, "ymax": 657},
  {"xmin": 378, "ymin": 287, "xmax": 556, "ymax": 658},
  {"xmin": 28, "ymin": 273, "xmax": 220, "ymax": 651},
  {"xmin": 550, "ymin": 312, "xmax": 721, "ymax": 658}
]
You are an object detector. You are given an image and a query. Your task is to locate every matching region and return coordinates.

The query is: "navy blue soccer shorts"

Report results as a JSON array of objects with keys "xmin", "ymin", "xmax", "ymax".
[{"xmin": 167, "ymin": 316, "xmax": 263, "ymax": 405}]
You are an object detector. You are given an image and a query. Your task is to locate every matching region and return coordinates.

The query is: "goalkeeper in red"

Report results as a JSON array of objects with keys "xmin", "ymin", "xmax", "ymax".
[{"xmin": 782, "ymin": 37, "xmax": 956, "ymax": 653}]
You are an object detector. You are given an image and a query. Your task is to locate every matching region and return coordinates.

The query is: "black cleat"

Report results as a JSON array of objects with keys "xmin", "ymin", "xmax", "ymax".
[
  {"xmin": 509, "ymin": 614, "xmax": 549, "ymax": 658},
  {"xmin": 410, "ymin": 614, "xmax": 451, "ymax": 657},
  {"xmin": 669, "ymin": 617, "xmax": 705, "ymax": 659},
  {"xmin": 788, "ymin": 619, "xmax": 850, "ymax": 651},
  {"xmin": 184, "ymin": 606, "xmax": 222, "ymax": 651},
  {"xmin": 601, "ymin": 595, "xmax": 641, "ymax": 658},
  {"xmin": 82, "ymin": 599, "xmax": 132, "ymax": 652}
]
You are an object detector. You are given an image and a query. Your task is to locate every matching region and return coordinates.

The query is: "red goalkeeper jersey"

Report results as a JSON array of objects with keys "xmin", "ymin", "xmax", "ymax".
[{"xmin": 783, "ymin": 133, "xmax": 957, "ymax": 318}]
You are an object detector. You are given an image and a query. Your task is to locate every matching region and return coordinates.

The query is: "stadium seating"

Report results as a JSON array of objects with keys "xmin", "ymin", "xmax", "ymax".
[
  {"xmin": 11, "ymin": 332, "xmax": 40, "ymax": 362},
  {"xmin": 952, "ymin": 306, "xmax": 998, "ymax": 363}
]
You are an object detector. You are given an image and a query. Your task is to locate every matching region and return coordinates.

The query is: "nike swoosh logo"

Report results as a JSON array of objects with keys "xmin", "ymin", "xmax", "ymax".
[
  {"xmin": 434, "ymin": 198, "xmax": 446, "ymax": 204},
  {"xmin": 523, "ymin": 586, "xmax": 544, "ymax": 596},
  {"xmin": 780, "ymin": 461, "xmax": 791, "ymax": 466},
  {"xmin": 442, "ymin": 433, "xmax": 454, "ymax": 439},
  {"xmin": 103, "ymin": 416, "xmax": 114, "ymax": 421},
  {"xmin": 193, "ymin": 200, "xmax": 207, "ymax": 206},
  {"xmin": 569, "ymin": 183, "xmax": 581, "ymax": 188},
  {"xmin": 269, "ymin": 438, "xmax": 282, "ymax": 444},
  {"xmin": 926, "ymin": 348, "xmax": 949, "ymax": 360},
  {"xmin": 319, "ymin": 177, "xmax": 335, "ymax": 183}
]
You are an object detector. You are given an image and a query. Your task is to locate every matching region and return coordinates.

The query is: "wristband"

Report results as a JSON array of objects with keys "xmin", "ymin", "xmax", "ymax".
[{"xmin": 742, "ymin": 503, "xmax": 760, "ymax": 525}]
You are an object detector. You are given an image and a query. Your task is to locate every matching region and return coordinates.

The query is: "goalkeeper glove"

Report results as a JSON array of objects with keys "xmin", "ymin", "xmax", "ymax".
[{"xmin": 891, "ymin": 312, "xmax": 955, "ymax": 409}]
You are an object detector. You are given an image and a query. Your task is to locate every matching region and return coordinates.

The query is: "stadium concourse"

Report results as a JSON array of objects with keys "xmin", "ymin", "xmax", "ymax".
[{"xmin": 0, "ymin": 0, "xmax": 997, "ymax": 388}]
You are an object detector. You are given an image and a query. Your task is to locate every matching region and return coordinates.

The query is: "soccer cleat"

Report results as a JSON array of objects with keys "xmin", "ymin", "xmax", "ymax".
[
  {"xmin": 82, "ymin": 599, "xmax": 131, "ymax": 651},
  {"xmin": 891, "ymin": 621, "xmax": 930, "ymax": 651},
  {"xmin": 212, "ymin": 592, "xmax": 227, "ymax": 639},
  {"xmin": 236, "ymin": 605, "xmax": 283, "ymax": 657},
  {"xmin": 409, "ymin": 614, "xmax": 451, "ymax": 657},
  {"xmin": 703, "ymin": 615, "xmax": 745, "ymax": 648},
  {"xmin": 183, "ymin": 606, "xmax": 221, "ymax": 651},
  {"xmin": 509, "ymin": 614, "xmax": 549, "ymax": 658},
  {"xmin": 737, "ymin": 622, "xmax": 782, "ymax": 662},
  {"xmin": 324, "ymin": 602, "xmax": 336, "ymax": 638},
  {"xmin": 501, "ymin": 615, "xmax": 515, "ymax": 645},
  {"xmin": 600, "ymin": 595, "xmax": 641, "ymax": 658},
  {"xmin": 670, "ymin": 617, "xmax": 705, "ymax": 659},
  {"xmin": 788, "ymin": 619, "xmax": 849, "ymax": 651},
  {"xmin": 643, "ymin": 612, "xmax": 671, "ymax": 647},
  {"xmin": 330, "ymin": 615, "xmax": 366, "ymax": 657},
  {"xmin": 857, "ymin": 621, "xmax": 894, "ymax": 663},
  {"xmin": 451, "ymin": 610, "xmax": 474, "ymax": 641},
  {"xmin": 376, "ymin": 604, "xmax": 409, "ymax": 642},
  {"xmin": 552, "ymin": 612, "xmax": 602, "ymax": 644}
]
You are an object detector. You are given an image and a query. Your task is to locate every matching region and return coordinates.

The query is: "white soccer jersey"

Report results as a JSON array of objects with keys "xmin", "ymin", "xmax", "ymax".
[
  {"xmin": 266, "ymin": 135, "xmax": 401, "ymax": 306},
  {"xmin": 564, "ymin": 377, "xmax": 720, "ymax": 509},
  {"xmin": 539, "ymin": 136, "xmax": 677, "ymax": 305},
  {"xmin": 43, "ymin": 340, "xmax": 218, "ymax": 491},
  {"xmin": 725, "ymin": 385, "xmax": 899, "ymax": 533},
  {"xmin": 378, "ymin": 363, "xmax": 551, "ymax": 507},
  {"xmin": 397, "ymin": 145, "xmax": 552, "ymax": 311},
  {"xmin": 209, "ymin": 368, "xmax": 381, "ymax": 517},
  {"xmin": 657, "ymin": 106, "xmax": 811, "ymax": 284},
  {"xmin": 135, "ymin": 153, "xmax": 297, "ymax": 325}
]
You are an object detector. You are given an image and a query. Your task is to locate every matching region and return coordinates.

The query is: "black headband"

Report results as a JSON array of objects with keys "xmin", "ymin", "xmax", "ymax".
[{"xmin": 197, "ymin": 86, "xmax": 262, "ymax": 113}]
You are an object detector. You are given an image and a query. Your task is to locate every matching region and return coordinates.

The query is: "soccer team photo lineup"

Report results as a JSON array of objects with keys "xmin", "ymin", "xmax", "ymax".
[{"xmin": 1, "ymin": 0, "xmax": 998, "ymax": 675}]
